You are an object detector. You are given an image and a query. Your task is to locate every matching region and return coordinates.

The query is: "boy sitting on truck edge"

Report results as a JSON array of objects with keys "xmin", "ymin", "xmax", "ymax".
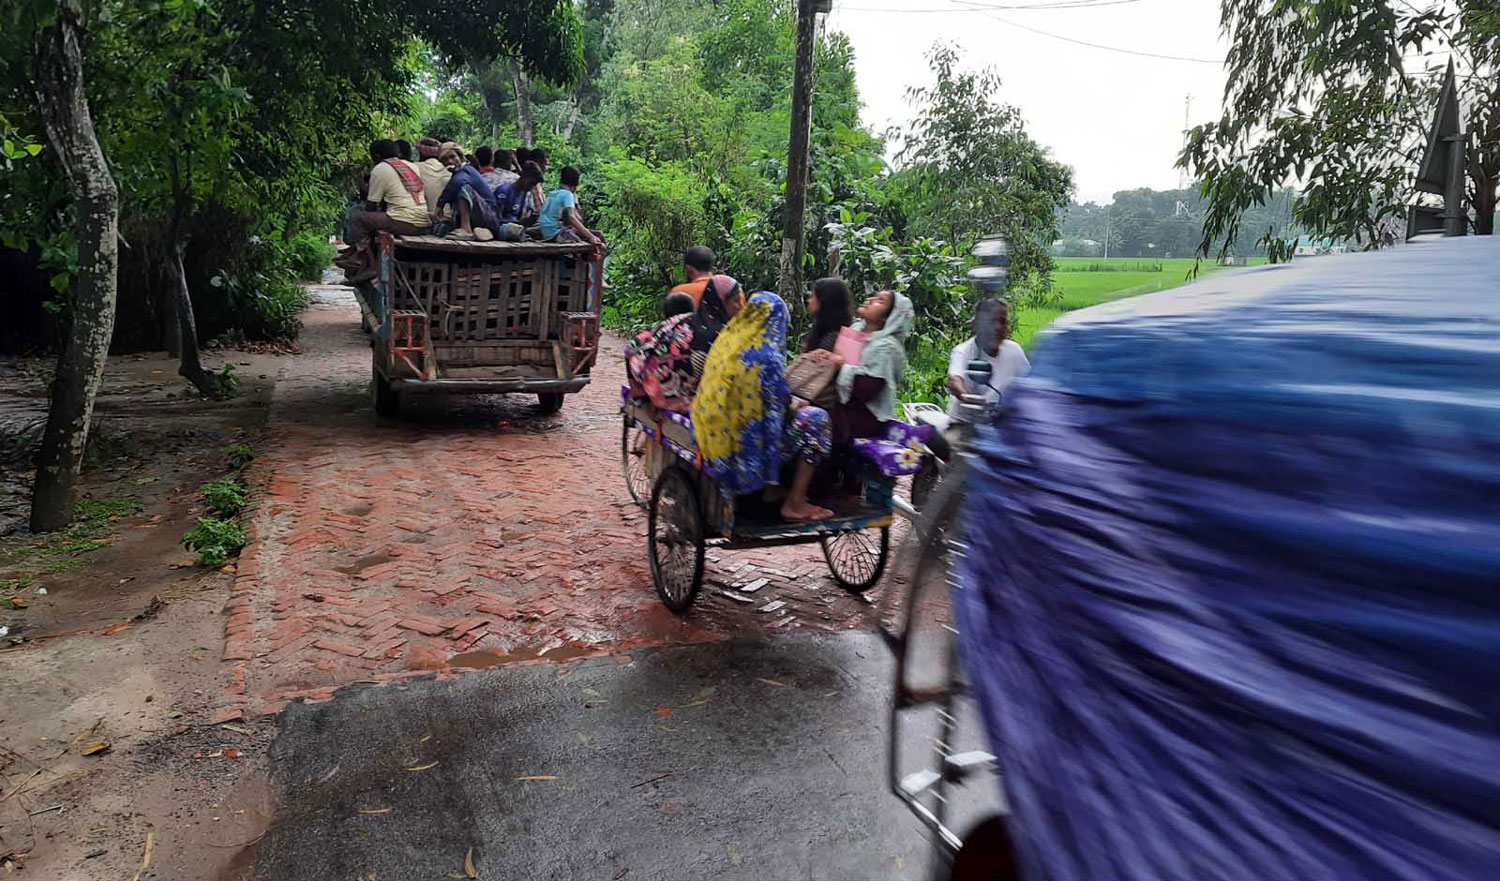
[{"xmin": 538, "ymin": 166, "xmax": 603, "ymax": 252}]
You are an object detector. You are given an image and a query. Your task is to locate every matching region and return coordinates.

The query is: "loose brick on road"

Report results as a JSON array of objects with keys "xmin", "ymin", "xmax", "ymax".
[{"xmin": 225, "ymin": 287, "xmax": 895, "ymax": 713}]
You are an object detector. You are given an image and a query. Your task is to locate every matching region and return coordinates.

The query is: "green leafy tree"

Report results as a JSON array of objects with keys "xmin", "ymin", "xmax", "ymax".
[
  {"xmin": 1, "ymin": 0, "xmax": 583, "ymax": 530},
  {"xmin": 894, "ymin": 44, "xmax": 1074, "ymax": 285},
  {"xmin": 1180, "ymin": 0, "xmax": 1499, "ymax": 260}
]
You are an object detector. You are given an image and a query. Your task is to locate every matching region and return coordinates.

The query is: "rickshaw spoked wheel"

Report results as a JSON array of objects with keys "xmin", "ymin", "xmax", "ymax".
[
  {"xmin": 621, "ymin": 420, "xmax": 650, "ymax": 509},
  {"xmin": 821, "ymin": 526, "xmax": 890, "ymax": 593},
  {"xmin": 648, "ymin": 465, "xmax": 705, "ymax": 613}
]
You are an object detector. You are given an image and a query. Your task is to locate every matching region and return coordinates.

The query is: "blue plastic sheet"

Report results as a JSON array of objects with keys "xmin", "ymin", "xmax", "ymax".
[{"xmin": 956, "ymin": 238, "xmax": 1500, "ymax": 880}]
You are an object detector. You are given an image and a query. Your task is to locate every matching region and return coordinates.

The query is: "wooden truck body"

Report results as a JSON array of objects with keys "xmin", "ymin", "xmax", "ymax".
[{"xmin": 361, "ymin": 233, "xmax": 602, "ymax": 416}]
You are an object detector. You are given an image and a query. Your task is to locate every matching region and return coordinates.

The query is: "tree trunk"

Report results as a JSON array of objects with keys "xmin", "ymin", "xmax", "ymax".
[
  {"xmin": 563, "ymin": 97, "xmax": 582, "ymax": 140},
  {"xmin": 171, "ymin": 239, "xmax": 221, "ymax": 396},
  {"xmin": 1473, "ymin": 174, "xmax": 1496, "ymax": 236},
  {"xmin": 160, "ymin": 270, "xmax": 181, "ymax": 357},
  {"xmin": 776, "ymin": 0, "xmax": 818, "ymax": 315},
  {"xmin": 165, "ymin": 145, "xmax": 222, "ymax": 398},
  {"xmin": 510, "ymin": 62, "xmax": 534, "ymax": 147},
  {"xmin": 29, "ymin": 5, "xmax": 120, "ymax": 533}
]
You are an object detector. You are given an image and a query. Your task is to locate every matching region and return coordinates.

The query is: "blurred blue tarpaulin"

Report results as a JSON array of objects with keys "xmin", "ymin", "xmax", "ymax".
[{"xmin": 957, "ymin": 237, "xmax": 1500, "ymax": 881}]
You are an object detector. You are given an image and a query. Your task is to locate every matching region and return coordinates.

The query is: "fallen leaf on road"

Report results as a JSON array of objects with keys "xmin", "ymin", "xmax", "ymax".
[
  {"xmin": 757, "ymin": 678, "xmax": 786, "ymax": 687},
  {"xmin": 652, "ymin": 706, "xmax": 672, "ymax": 717},
  {"xmin": 8, "ymin": 597, "xmax": 27, "ymax": 609},
  {"xmin": 516, "ymin": 775, "xmax": 556, "ymax": 781},
  {"xmin": 81, "ymin": 742, "xmax": 111, "ymax": 757},
  {"xmin": 464, "ymin": 847, "xmax": 478, "ymax": 878},
  {"xmin": 894, "ymin": 854, "xmax": 906, "ymax": 870},
  {"xmin": 583, "ymin": 688, "xmax": 601, "ymax": 697},
  {"xmin": 220, "ymin": 724, "xmax": 252, "ymax": 735},
  {"xmin": 613, "ymin": 869, "xmax": 629, "ymax": 880},
  {"xmin": 357, "ymin": 808, "xmax": 391, "ymax": 815},
  {"xmin": 404, "ymin": 761, "xmax": 439, "ymax": 772},
  {"xmin": 101, "ymin": 622, "xmax": 132, "ymax": 636},
  {"xmin": 223, "ymin": 749, "xmax": 241, "ymax": 759},
  {"xmin": 318, "ymin": 764, "xmax": 339, "ymax": 783}
]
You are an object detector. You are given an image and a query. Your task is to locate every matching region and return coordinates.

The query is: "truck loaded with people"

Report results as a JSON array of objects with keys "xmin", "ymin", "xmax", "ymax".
[{"xmin": 336, "ymin": 137, "xmax": 604, "ymax": 417}]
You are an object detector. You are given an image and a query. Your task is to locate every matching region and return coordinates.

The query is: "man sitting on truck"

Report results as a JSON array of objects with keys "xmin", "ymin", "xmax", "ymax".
[
  {"xmin": 538, "ymin": 166, "xmax": 603, "ymax": 252},
  {"xmin": 335, "ymin": 139, "xmax": 431, "ymax": 283},
  {"xmin": 434, "ymin": 159, "xmax": 499, "ymax": 242},
  {"xmin": 492, "ymin": 161, "xmax": 544, "ymax": 240},
  {"xmin": 414, "ymin": 137, "xmax": 452, "ymax": 222}
]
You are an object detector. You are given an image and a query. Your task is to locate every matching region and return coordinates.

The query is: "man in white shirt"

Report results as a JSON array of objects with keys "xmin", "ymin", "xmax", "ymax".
[
  {"xmin": 946, "ymin": 298, "xmax": 1030, "ymax": 424},
  {"xmin": 334, "ymin": 139, "xmax": 431, "ymax": 283}
]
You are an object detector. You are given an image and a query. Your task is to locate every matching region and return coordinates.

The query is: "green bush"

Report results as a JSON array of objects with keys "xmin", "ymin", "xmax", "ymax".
[
  {"xmin": 183, "ymin": 517, "xmax": 247, "ymax": 567},
  {"xmin": 210, "ymin": 265, "xmax": 309, "ymax": 341},
  {"xmin": 597, "ymin": 158, "xmax": 708, "ymax": 288},
  {"xmin": 282, "ymin": 231, "xmax": 336, "ymax": 281},
  {"xmin": 200, "ymin": 476, "xmax": 248, "ymax": 517}
]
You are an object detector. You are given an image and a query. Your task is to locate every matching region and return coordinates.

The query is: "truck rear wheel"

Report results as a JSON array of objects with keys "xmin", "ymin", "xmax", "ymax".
[
  {"xmin": 373, "ymin": 369, "xmax": 399, "ymax": 418},
  {"xmin": 537, "ymin": 392, "xmax": 564, "ymax": 414}
]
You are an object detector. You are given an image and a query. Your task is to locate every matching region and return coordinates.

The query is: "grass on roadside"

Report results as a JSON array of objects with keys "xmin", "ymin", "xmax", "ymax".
[{"xmin": 0, "ymin": 496, "xmax": 143, "ymax": 574}]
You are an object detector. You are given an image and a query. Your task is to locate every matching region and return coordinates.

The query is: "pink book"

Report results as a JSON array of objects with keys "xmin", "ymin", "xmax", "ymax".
[{"xmin": 834, "ymin": 326, "xmax": 868, "ymax": 365}]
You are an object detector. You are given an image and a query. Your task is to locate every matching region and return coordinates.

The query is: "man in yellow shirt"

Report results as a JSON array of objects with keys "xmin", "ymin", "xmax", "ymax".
[
  {"xmin": 336, "ymin": 140, "xmax": 431, "ymax": 284},
  {"xmin": 668, "ymin": 246, "xmax": 715, "ymax": 306}
]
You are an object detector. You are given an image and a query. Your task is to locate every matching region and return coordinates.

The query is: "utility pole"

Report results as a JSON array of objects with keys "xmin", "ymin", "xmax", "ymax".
[
  {"xmin": 1177, "ymin": 94, "xmax": 1191, "ymax": 190},
  {"xmin": 777, "ymin": 0, "xmax": 826, "ymax": 309}
]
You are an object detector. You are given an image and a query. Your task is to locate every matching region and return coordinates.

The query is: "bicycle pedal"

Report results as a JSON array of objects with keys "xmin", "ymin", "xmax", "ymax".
[
  {"xmin": 942, "ymin": 750, "xmax": 997, "ymax": 781},
  {"xmin": 899, "ymin": 768, "xmax": 942, "ymax": 798}
]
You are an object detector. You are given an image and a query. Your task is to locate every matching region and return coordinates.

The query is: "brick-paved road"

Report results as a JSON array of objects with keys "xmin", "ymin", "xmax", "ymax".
[{"xmin": 224, "ymin": 289, "xmax": 889, "ymax": 715}]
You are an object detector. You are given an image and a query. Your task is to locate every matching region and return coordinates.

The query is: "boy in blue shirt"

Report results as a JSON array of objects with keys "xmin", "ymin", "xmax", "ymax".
[{"xmin": 538, "ymin": 166, "xmax": 602, "ymax": 251}]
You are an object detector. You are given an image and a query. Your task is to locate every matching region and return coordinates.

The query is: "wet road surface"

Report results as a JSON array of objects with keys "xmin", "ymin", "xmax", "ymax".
[{"xmin": 253, "ymin": 632, "xmax": 948, "ymax": 881}]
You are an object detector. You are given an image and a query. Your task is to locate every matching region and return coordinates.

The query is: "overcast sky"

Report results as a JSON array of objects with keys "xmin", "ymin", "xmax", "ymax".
[{"xmin": 827, "ymin": 0, "xmax": 1232, "ymax": 204}]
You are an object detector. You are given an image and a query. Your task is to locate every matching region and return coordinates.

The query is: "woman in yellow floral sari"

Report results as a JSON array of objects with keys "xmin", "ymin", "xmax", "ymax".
[{"xmin": 693, "ymin": 292, "xmax": 833, "ymax": 521}]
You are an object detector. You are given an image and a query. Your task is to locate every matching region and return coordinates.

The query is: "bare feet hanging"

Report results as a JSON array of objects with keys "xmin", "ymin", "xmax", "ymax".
[{"xmin": 781, "ymin": 500, "xmax": 832, "ymax": 522}]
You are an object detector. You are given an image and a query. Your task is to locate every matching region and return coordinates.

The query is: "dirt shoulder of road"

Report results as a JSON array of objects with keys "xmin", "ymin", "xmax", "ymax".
[{"xmin": 0, "ymin": 344, "xmax": 289, "ymax": 880}]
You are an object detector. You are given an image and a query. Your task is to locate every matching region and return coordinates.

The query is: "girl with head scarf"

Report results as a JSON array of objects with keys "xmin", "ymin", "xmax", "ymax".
[
  {"xmin": 825, "ymin": 289, "xmax": 916, "ymax": 442},
  {"xmin": 625, "ymin": 275, "xmax": 743, "ymax": 413},
  {"xmin": 693, "ymin": 292, "xmax": 833, "ymax": 521}
]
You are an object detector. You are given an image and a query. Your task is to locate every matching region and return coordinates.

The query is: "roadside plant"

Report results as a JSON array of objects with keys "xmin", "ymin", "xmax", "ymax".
[
  {"xmin": 183, "ymin": 517, "xmax": 247, "ymax": 568},
  {"xmin": 200, "ymin": 477, "xmax": 247, "ymax": 518},
  {"xmin": 224, "ymin": 444, "xmax": 256, "ymax": 470}
]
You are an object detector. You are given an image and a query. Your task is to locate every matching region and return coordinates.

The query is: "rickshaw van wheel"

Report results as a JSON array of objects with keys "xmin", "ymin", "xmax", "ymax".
[
  {"xmin": 648, "ymin": 467, "xmax": 705, "ymax": 613},
  {"xmin": 537, "ymin": 392, "xmax": 565, "ymax": 414},
  {"xmin": 373, "ymin": 369, "xmax": 400, "ymax": 418},
  {"xmin": 821, "ymin": 526, "xmax": 890, "ymax": 593},
  {"xmin": 621, "ymin": 420, "xmax": 650, "ymax": 509}
]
